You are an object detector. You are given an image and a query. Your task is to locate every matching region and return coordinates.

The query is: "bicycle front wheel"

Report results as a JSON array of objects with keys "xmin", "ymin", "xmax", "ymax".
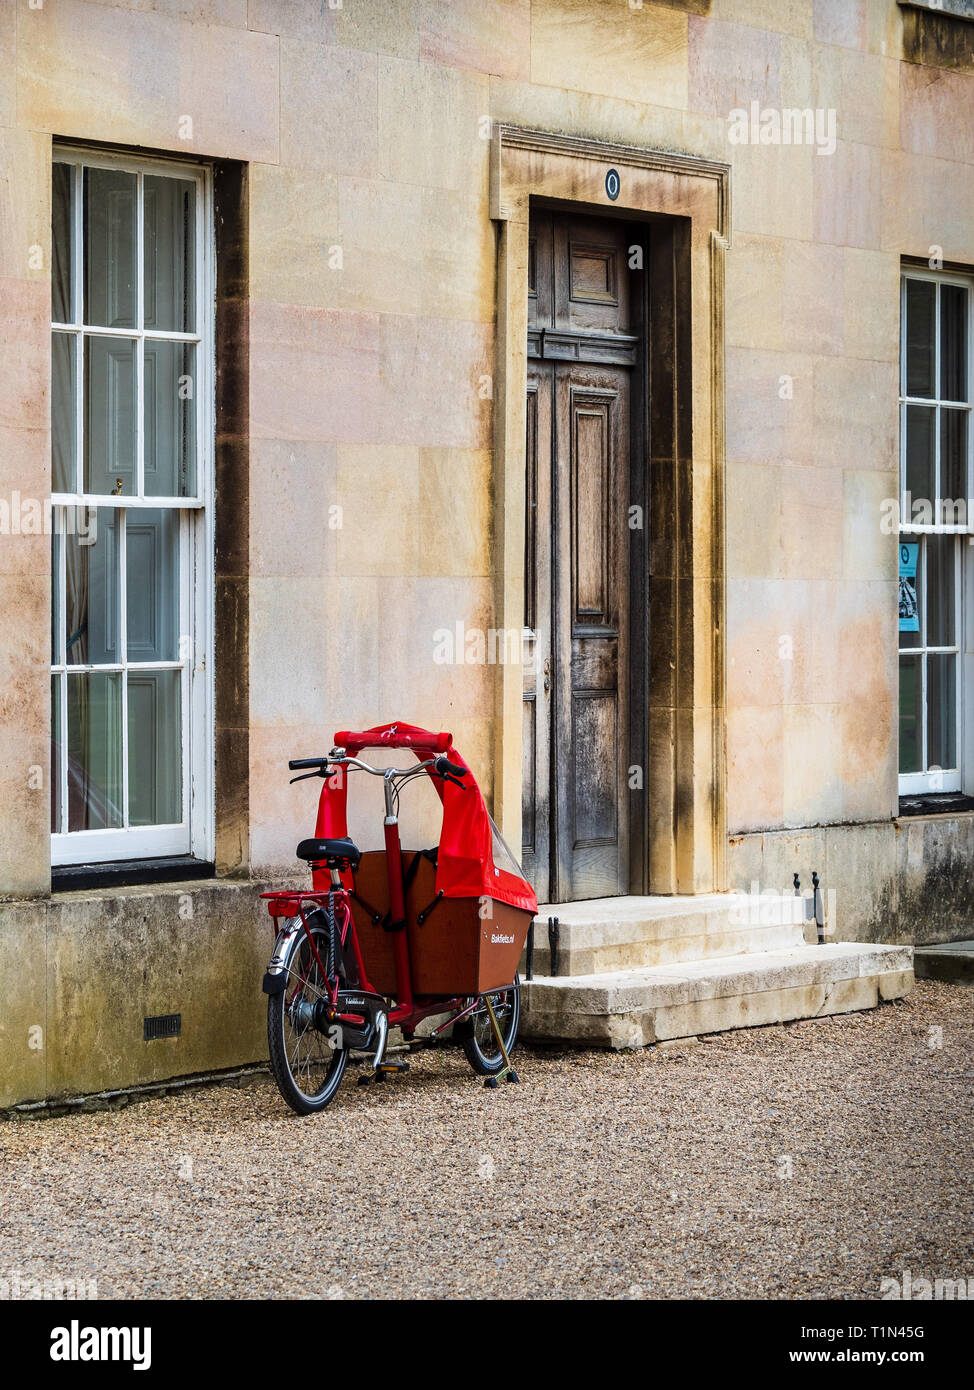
[
  {"xmin": 458, "ymin": 976, "xmax": 520, "ymax": 1076},
  {"xmin": 267, "ymin": 922, "xmax": 347, "ymax": 1116}
]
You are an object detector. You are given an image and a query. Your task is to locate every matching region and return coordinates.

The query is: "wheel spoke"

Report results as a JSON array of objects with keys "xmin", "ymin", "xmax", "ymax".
[
  {"xmin": 472, "ymin": 988, "xmax": 513, "ymax": 1056},
  {"xmin": 276, "ymin": 927, "xmax": 343, "ymax": 1099}
]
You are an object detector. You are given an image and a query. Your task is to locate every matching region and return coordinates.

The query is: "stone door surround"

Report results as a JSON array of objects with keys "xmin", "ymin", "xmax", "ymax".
[{"xmin": 490, "ymin": 125, "xmax": 730, "ymax": 895}]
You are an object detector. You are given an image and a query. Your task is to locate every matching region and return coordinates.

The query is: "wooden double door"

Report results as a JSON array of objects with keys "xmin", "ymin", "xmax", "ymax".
[{"xmin": 521, "ymin": 210, "xmax": 641, "ymax": 905}]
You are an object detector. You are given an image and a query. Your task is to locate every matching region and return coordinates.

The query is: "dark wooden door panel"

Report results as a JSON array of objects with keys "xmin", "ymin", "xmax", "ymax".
[
  {"xmin": 522, "ymin": 365, "xmax": 553, "ymax": 904},
  {"xmin": 571, "ymin": 692, "xmax": 618, "ymax": 845},
  {"xmin": 523, "ymin": 209, "xmax": 635, "ymax": 903},
  {"xmin": 554, "ymin": 214, "xmax": 631, "ymax": 335},
  {"xmin": 554, "ymin": 366, "xmax": 629, "ymax": 899},
  {"xmin": 527, "ymin": 211, "xmax": 554, "ymax": 333},
  {"xmin": 572, "ymin": 399, "xmax": 611, "ymax": 620}
]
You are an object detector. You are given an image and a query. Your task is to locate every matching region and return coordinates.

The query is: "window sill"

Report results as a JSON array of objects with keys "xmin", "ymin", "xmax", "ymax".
[
  {"xmin": 897, "ymin": 792, "xmax": 974, "ymax": 819},
  {"xmin": 899, "ymin": 1, "xmax": 974, "ymax": 19},
  {"xmin": 51, "ymin": 856, "xmax": 215, "ymax": 893},
  {"xmin": 900, "ymin": 2, "xmax": 974, "ymax": 74}
]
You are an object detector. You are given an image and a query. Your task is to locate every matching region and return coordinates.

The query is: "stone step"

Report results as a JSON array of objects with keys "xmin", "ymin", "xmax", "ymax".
[
  {"xmin": 914, "ymin": 940, "xmax": 974, "ymax": 985},
  {"xmin": 520, "ymin": 942, "xmax": 914, "ymax": 1049},
  {"xmin": 523, "ymin": 893, "xmax": 808, "ymax": 975}
]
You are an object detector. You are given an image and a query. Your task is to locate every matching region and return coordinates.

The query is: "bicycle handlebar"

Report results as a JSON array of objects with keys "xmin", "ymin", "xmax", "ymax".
[
  {"xmin": 288, "ymin": 752, "xmax": 467, "ymax": 782},
  {"xmin": 433, "ymin": 755, "xmax": 467, "ymax": 779}
]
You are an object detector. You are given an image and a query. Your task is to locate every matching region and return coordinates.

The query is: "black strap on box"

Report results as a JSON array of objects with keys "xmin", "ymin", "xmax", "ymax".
[
  {"xmin": 348, "ymin": 887, "xmax": 384, "ymax": 926},
  {"xmin": 416, "ymin": 889, "xmax": 445, "ymax": 926}
]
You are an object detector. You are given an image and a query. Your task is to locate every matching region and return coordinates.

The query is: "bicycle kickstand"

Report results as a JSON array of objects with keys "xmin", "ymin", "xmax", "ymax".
[{"xmin": 482, "ymin": 993, "xmax": 520, "ymax": 1089}]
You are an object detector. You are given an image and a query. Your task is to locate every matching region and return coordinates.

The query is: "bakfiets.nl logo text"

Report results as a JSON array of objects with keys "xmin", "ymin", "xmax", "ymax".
[{"xmin": 50, "ymin": 1321, "xmax": 151, "ymax": 1371}]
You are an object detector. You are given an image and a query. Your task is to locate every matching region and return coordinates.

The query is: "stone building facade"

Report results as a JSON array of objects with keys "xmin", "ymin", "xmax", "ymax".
[{"xmin": 0, "ymin": 0, "xmax": 971, "ymax": 1104}]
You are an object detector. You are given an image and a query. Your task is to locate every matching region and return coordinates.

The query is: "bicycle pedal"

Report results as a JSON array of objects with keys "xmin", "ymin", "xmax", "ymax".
[{"xmin": 376, "ymin": 1062, "xmax": 410, "ymax": 1075}]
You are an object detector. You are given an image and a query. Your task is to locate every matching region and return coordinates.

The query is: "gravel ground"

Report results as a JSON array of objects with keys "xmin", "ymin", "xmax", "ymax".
[{"xmin": 0, "ymin": 979, "xmax": 971, "ymax": 1300}]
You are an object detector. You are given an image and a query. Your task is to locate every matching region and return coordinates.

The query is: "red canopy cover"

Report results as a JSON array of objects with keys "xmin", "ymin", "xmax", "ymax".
[{"xmin": 313, "ymin": 722, "xmax": 538, "ymax": 916}]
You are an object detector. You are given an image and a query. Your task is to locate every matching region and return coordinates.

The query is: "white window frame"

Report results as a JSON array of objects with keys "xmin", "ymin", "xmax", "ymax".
[
  {"xmin": 50, "ymin": 146, "xmax": 214, "ymax": 866},
  {"xmin": 898, "ymin": 266, "xmax": 974, "ymax": 797}
]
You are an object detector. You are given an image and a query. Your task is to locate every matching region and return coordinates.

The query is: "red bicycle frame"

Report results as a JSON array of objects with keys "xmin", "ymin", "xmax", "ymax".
[{"xmin": 262, "ymin": 761, "xmax": 472, "ymax": 1036}]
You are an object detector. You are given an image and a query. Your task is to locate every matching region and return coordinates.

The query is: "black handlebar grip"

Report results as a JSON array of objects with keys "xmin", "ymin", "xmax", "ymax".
[
  {"xmin": 434, "ymin": 755, "xmax": 467, "ymax": 778},
  {"xmin": 288, "ymin": 757, "xmax": 326, "ymax": 770}
]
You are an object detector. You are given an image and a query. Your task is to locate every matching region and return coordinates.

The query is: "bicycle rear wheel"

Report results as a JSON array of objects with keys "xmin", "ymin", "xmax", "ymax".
[
  {"xmin": 267, "ymin": 922, "xmax": 347, "ymax": 1115},
  {"xmin": 457, "ymin": 976, "xmax": 520, "ymax": 1076}
]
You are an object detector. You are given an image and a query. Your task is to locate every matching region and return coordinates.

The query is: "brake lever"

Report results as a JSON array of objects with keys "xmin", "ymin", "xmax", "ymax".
[{"xmin": 289, "ymin": 767, "xmax": 330, "ymax": 784}]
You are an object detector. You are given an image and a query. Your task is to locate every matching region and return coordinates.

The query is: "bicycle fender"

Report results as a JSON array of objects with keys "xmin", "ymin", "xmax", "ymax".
[{"xmin": 262, "ymin": 917, "xmax": 305, "ymax": 992}]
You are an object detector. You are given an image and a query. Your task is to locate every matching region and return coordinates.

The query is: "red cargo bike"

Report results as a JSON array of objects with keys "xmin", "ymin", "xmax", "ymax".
[{"xmin": 261, "ymin": 723, "xmax": 538, "ymax": 1115}]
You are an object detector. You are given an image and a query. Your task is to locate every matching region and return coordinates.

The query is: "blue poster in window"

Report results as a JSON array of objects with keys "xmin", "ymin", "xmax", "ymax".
[{"xmin": 899, "ymin": 543, "xmax": 919, "ymax": 633}]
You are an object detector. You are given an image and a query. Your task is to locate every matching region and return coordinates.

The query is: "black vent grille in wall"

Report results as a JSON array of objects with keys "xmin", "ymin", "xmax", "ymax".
[{"xmin": 143, "ymin": 1013, "xmax": 181, "ymax": 1041}]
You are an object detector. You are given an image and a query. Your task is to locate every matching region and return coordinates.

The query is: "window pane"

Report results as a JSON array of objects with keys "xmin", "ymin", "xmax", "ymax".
[
  {"xmin": 51, "ymin": 332, "xmax": 76, "ymax": 492},
  {"xmin": 51, "ymin": 675, "xmax": 62, "ymax": 834},
  {"xmin": 927, "ymin": 535, "xmax": 957, "ymax": 648},
  {"xmin": 51, "ymin": 522, "xmax": 62, "ymax": 663},
  {"xmin": 66, "ymin": 671, "xmax": 123, "ymax": 831},
  {"xmin": 928, "ymin": 653, "xmax": 957, "ymax": 770},
  {"xmin": 905, "ymin": 278, "xmax": 936, "ymax": 398},
  {"xmin": 128, "ymin": 670, "xmax": 182, "ymax": 825},
  {"xmin": 940, "ymin": 408, "xmax": 967, "ymax": 510},
  {"xmin": 940, "ymin": 284, "xmax": 968, "ymax": 402},
  {"xmin": 144, "ymin": 175, "xmax": 196, "ymax": 334},
  {"xmin": 904, "ymin": 404, "xmax": 935, "ymax": 504},
  {"xmin": 83, "ymin": 168, "xmax": 136, "ymax": 329},
  {"xmin": 126, "ymin": 509, "xmax": 179, "ymax": 661},
  {"xmin": 898, "ymin": 655, "xmax": 922, "ymax": 773},
  {"xmin": 144, "ymin": 340, "xmax": 197, "ymax": 497},
  {"xmin": 50, "ymin": 157, "xmax": 204, "ymax": 860},
  {"xmin": 65, "ymin": 507, "xmax": 119, "ymax": 666},
  {"xmin": 52, "ymin": 163, "xmax": 74, "ymax": 324},
  {"xmin": 84, "ymin": 336, "xmax": 136, "ymax": 495}
]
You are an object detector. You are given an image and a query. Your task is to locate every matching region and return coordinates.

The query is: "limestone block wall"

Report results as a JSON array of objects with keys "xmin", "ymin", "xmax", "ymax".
[
  {"xmin": 0, "ymin": 0, "xmax": 972, "ymax": 921},
  {"xmin": 2, "ymin": 0, "xmax": 974, "ymax": 1105},
  {"xmin": 0, "ymin": 880, "xmax": 270, "ymax": 1110}
]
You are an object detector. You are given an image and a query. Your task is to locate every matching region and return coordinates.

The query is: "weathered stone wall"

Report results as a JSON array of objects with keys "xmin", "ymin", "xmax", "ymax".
[
  {"xmin": 0, "ymin": 879, "xmax": 272, "ymax": 1108},
  {"xmin": 1, "ymin": 0, "xmax": 973, "ymax": 1103},
  {"xmin": 5, "ymin": 1, "xmax": 973, "ymax": 880},
  {"xmin": 729, "ymin": 814, "xmax": 974, "ymax": 946}
]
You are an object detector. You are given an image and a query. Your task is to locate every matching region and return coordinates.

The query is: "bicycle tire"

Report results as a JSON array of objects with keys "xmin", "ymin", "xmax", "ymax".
[
  {"xmin": 457, "ymin": 976, "xmax": 521, "ymax": 1076},
  {"xmin": 267, "ymin": 923, "xmax": 348, "ymax": 1116}
]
